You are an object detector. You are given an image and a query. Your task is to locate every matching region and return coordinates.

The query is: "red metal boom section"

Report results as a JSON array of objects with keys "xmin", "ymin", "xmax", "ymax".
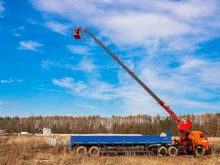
[{"xmin": 73, "ymin": 27, "xmax": 192, "ymax": 131}]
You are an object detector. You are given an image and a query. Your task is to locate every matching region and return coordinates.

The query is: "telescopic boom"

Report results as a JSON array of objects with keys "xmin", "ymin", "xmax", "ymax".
[{"xmin": 73, "ymin": 27, "xmax": 192, "ymax": 132}]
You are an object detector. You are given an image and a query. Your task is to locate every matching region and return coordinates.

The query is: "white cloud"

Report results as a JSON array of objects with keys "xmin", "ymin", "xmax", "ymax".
[
  {"xmin": 19, "ymin": 26, "xmax": 25, "ymax": 30},
  {"xmin": 27, "ymin": 19, "xmax": 40, "ymax": 25},
  {"xmin": 35, "ymin": 87, "xmax": 62, "ymax": 93},
  {"xmin": 0, "ymin": 78, "xmax": 13, "ymax": 84},
  {"xmin": 45, "ymin": 21, "xmax": 71, "ymax": 35},
  {"xmin": 42, "ymin": 58, "xmax": 97, "ymax": 73},
  {"xmin": 41, "ymin": 60, "xmax": 59, "ymax": 70},
  {"xmin": 0, "ymin": 1, "xmax": 5, "ymax": 18},
  {"xmin": 0, "ymin": 79, "xmax": 23, "ymax": 84},
  {"xmin": 101, "ymin": 12, "xmax": 191, "ymax": 46},
  {"xmin": 77, "ymin": 58, "xmax": 97, "ymax": 73},
  {"xmin": 73, "ymin": 102, "xmax": 97, "ymax": 110},
  {"xmin": 172, "ymin": 99, "xmax": 220, "ymax": 110},
  {"xmin": 51, "ymin": 51, "xmax": 220, "ymax": 115},
  {"xmin": 30, "ymin": 0, "xmax": 220, "ymax": 52},
  {"xmin": 16, "ymin": 79, "xmax": 23, "ymax": 82},
  {"xmin": 14, "ymin": 33, "xmax": 21, "ymax": 37},
  {"xmin": 67, "ymin": 45, "xmax": 90, "ymax": 55},
  {"xmin": 52, "ymin": 77, "xmax": 117, "ymax": 100},
  {"xmin": 139, "ymin": 56, "xmax": 220, "ymax": 94},
  {"xmin": 19, "ymin": 40, "xmax": 43, "ymax": 51},
  {"xmin": 52, "ymin": 75, "xmax": 220, "ymax": 115},
  {"xmin": 31, "ymin": 0, "xmax": 220, "ymax": 115},
  {"xmin": 162, "ymin": 0, "xmax": 217, "ymax": 19},
  {"xmin": 52, "ymin": 77, "xmax": 76, "ymax": 89},
  {"xmin": 177, "ymin": 58, "xmax": 220, "ymax": 86},
  {"xmin": 0, "ymin": 100, "xmax": 9, "ymax": 105},
  {"xmin": 180, "ymin": 59, "xmax": 208, "ymax": 71},
  {"xmin": 12, "ymin": 26, "xmax": 26, "ymax": 37}
]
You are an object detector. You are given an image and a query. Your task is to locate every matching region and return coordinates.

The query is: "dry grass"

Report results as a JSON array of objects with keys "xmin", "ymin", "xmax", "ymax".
[
  {"xmin": 0, "ymin": 136, "xmax": 219, "ymax": 165},
  {"xmin": 209, "ymin": 137, "xmax": 220, "ymax": 154}
]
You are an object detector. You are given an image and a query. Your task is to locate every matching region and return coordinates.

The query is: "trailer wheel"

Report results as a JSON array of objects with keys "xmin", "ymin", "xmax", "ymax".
[
  {"xmin": 157, "ymin": 146, "xmax": 168, "ymax": 157},
  {"xmin": 76, "ymin": 146, "xmax": 87, "ymax": 157},
  {"xmin": 195, "ymin": 146, "xmax": 205, "ymax": 156},
  {"xmin": 89, "ymin": 146, "xmax": 100, "ymax": 157},
  {"xmin": 168, "ymin": 146, "xmax": 178, "ymax": 156}
]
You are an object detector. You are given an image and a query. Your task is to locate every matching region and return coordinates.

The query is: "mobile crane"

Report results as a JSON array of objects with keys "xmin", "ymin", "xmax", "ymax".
[{"xmin": 71, "ymin": 27, "xmax": 210, "ymax": 157}]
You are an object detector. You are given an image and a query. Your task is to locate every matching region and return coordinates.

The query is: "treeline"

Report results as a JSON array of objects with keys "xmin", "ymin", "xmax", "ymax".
[{"xmin": 0, "ymin": 113, "xmax": 219, "ymax": 137}]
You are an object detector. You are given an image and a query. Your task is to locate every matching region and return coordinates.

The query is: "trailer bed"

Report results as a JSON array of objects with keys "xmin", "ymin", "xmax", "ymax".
[{"xmin": 70, "ymin": 135, "xmax": 172, "ymax": 146}]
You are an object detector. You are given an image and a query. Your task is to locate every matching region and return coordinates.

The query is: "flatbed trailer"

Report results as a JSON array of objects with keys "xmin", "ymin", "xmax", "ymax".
[{"xmin": 70, "ymin": 134, "xmax": 173, "ymax": 157}]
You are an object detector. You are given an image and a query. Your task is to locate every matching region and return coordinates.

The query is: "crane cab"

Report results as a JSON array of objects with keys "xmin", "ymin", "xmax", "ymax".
[{"xmin": 73, "ymin": 27, "xmax": 81, "ymax": 39}]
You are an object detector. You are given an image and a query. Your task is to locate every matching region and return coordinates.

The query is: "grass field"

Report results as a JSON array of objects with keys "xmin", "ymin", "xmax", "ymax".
[{"xmin": 0, "ymin": 136, "xmax": 219, "ymax": 165}]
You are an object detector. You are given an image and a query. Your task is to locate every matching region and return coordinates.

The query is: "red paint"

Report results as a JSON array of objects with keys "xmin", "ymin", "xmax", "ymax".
[
  {"xmin": 73, "ymin": 28, "xmax": 81, "ymax": 39},
  {"xmin": 114, "ymin": 56, "xmax": 119, "ymax": 60},
  {"xmin": 144, "ymin": 87, "xmax": 149, "ymax": 91}
]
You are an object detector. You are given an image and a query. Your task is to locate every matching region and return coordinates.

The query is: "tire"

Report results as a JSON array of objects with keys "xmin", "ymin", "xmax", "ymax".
[
  {"xmin": 168, "ymin": 146, "xmax": 178, "ymax": 156},
  {"xmin": 157, "ymin": 146, "xmax": 168, "ymax": 157},
  {"xmin": 76, "ymin": 146, "xmax": 87, "ymax": 157},
  {"xmin": 195, "ymin": 146, "xmax": 205, "ymax": 156},
  {"xmin": 88, "ymin": 146, "xmax": 100, "ymax": 157}
]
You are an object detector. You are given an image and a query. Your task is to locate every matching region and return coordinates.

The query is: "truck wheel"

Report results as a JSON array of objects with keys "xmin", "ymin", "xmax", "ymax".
[
  {"xmin": 158, "ymin": 146, "xmax": 168, "ymax": 157},
  {"xmin": 195, "ymin": 146, "xmax": 205, "ymax": 156},
  {"xmin": 76, "ymin": 146, "xmax": 87, "ymax": 157},
  {"xmin": 89, "ymin": 146, "xmax": 100, "ymax": 157},
  {"xmin": 168, "ymin": 146, "xmax": 178, "ymax": 156}
]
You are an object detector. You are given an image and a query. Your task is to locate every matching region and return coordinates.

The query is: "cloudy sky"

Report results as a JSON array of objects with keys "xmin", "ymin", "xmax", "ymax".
[{"xmin": 0, "ymin": 0, "xmax": 219, "ymax": 117}]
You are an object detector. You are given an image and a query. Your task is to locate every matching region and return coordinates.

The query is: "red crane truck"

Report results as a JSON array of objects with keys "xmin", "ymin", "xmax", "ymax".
[{"xmin": 73, "ymin": 27, "xmax": 210, "ymax": 157}]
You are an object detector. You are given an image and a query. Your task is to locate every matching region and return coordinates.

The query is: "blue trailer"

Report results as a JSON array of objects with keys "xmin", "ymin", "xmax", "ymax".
[{"xmin": 70, "ymin": 134, "xmax": 173, "ymax": 157}]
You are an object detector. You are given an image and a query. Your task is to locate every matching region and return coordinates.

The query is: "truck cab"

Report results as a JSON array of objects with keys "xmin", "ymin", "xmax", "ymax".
[{"xmin": 189, "ymin": 131, "xmax": 209, "ymax": 151}]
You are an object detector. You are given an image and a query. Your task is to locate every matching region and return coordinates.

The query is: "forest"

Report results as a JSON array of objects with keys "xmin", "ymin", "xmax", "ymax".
[{"xmin": 0, "ymin": 113, "xmax": 219, "ymax": 137}]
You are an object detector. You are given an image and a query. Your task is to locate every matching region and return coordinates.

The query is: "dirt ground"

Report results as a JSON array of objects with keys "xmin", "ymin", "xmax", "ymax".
[{"xmin": 0, "ymin": 136, "xmax": 219, "ymax": 165}]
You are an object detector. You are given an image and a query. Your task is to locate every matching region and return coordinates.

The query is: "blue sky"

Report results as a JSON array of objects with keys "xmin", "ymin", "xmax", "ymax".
[{"xmin": 0, "ymin": 0, "xmax": 219, "ymax": 117}]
